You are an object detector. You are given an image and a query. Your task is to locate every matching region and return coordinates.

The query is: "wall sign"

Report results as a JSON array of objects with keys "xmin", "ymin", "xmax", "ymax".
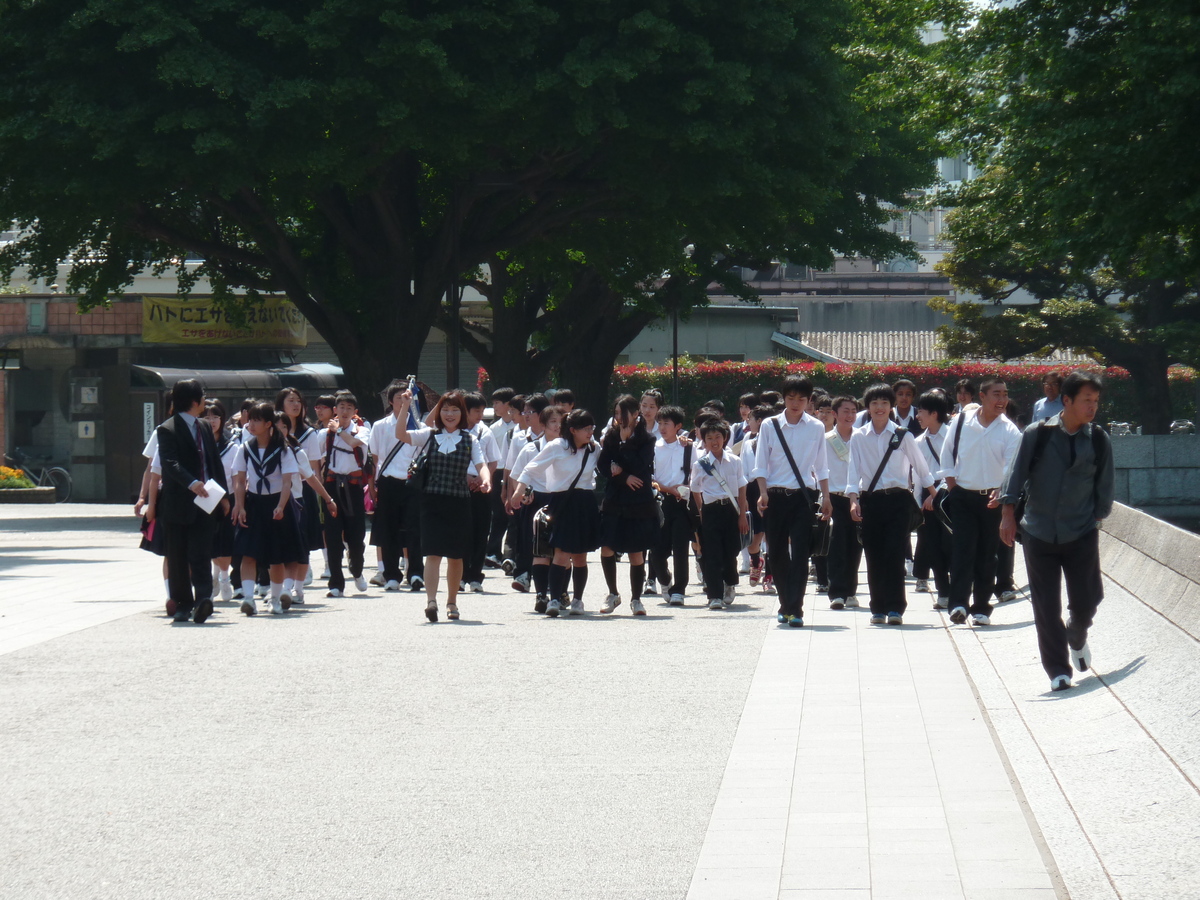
[{"xmin": 142, "ymin": 295, "xmax": 308, "ymax": 348}]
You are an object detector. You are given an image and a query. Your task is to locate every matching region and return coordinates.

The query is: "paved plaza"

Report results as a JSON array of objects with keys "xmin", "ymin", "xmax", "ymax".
[{"xmin": 2, "ymin": 505, "xmax": 1198, "ymax": 900}]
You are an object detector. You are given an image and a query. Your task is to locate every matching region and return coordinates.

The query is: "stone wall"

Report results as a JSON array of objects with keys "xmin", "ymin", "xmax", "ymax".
[
  {"xmin": 1110, "ymin": 434, "xmax": 1200, "ymax": 518},
  {"xmin": 1100, "ymin": 503, "xmax": 1200, "ymax": 641}
]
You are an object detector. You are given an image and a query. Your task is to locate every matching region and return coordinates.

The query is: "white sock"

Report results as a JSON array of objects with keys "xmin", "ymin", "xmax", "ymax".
[
  {"xmin": 217, "ymin": 571, "xmax": 229, "ymax": 585},
  {"xmin": 270, "ymin": 582, "xmax": 283, "ymax": 600},
  {"xmin": 293, "ymin": 583, "xmax": 305, "ymax": 601},
  {"xmin": 283, "ymin": 578, "xmax": 294, "ymax": 593},
  {"xmin": 376, "ymin": 561, "xmax": 384, "ymax": 574},
  {"xmin": 321, "ymin": 548, "xmax": 329, "ymax": 564},
  {"xmin": 741, "ymin": 548, "xmax": 750, "ymax": 566},
  {"xmin": 242, "ymin": 579, "xmax": 256, "ymax": 599},
  {"xmin": 163, "ymin": 579, "xmax": 171, "ymax": 598}
]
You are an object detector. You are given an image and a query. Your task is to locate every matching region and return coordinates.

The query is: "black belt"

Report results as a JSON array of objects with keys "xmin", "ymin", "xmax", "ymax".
[
  {"xmin": 705, "ymin": 498, "xmax": 735, "ymax": 507},
  {"xmin": 767, "ymin": 486, "xmax": 809, "ymax": 496},
  {"xmin": 959, "ymin": 487, "xmax": 997, "ymax": 495},
  {"xmin": 870, "ymin": 487, "xmax": 910, "ymax": 495}
]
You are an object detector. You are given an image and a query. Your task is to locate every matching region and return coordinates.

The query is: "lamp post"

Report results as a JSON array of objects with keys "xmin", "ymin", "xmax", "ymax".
[{"xmin": 672, "ymin": 306, "xmax": 679, "ymax": 405}]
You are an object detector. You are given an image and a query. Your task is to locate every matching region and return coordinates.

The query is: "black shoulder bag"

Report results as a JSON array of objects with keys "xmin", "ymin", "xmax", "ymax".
[
  {"xmin": 533, "ymin": 445, "xmax": 593, "ymax": 557},
  {"xmin": 771, "ymin": 420, "xmax": 831, "ymax": 556},
  {"xmin": 407, "ymin": 434, "xmax": 434, "ymax": 492}
]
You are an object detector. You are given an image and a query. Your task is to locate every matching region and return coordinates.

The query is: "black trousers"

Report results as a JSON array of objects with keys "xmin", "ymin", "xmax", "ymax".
[
  {"xmin": 324, "ymin": 477, "xmax": 367, "ymax": 590},
  {"xmin": 486, "ymin": 472, "xmax": 512, "ymax": 559},
  {"xmin": 764, "ymin": 488, "xmax": 813, "ymax": 617},
  {"xmin": 464, "ymin": 490, "xmax": 491, "ymax": 583},
  {"xmin": 700, "ymin": 500, "xmax": 740, "ymax": 600},
  {"xmin": 164, "ymin": 515, "xmax": 216, "ymax": 614},
  {"xmin": 945, "ymin": 488, "xmax": 1002, "ymax": 616},
  {"xmin": 859, "ymin": 490, "xmax": 910, "ymax": 615},
  {"xmin": 827, "ymin": 494, "xmax": 862, "ymax": 601},
  {"xmin": 651, "ymin": 494, "xmax": 692, "ymax": 596},
  {"xmin": 913, "ymin": 509, "xmax": 951, "ymax": 596},
  {"xmin": 1023, "ymin": 529, "xmax": 1103, "ymax": 678},
  {"xmin": 373, "ymin": 477, "xmax": 423, "ymax": 583},
  {"xmin": 994, "ymin": 540, "xmax": 1015, "ymax": 595}
]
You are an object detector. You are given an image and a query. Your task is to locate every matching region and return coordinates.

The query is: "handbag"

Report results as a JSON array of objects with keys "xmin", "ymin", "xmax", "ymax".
[
  {"xmin": 864, "ymin": 427, "xmax": 925, "ymax": 533},
  {"xmin": 770, "ymin": 420, "xmax": 829, "ymax": 550},
  {"xmin": 407, "ymin": 435, "xmax": 433, "ymax": 491}
]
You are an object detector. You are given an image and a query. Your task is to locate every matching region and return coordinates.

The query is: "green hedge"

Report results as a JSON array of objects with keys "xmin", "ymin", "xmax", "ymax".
[{"xmin": 606, "ymin": 360, "xmax": 1197, "ymax": 429}]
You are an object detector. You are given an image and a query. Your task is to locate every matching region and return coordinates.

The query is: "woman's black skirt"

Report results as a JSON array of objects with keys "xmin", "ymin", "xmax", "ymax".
[
  {"xmin": 420, "ymin": 492, "xmax": 472, "ymax": 559},
  {"xmin": 298, "ymin": 483, "xmax": 324, "ymax": 551},
  {"xmin": 548, "ymin": 488, "xmax": 601, "ymax": 554},
  {"xmin": 212, "ymin": 511, "xmax": 236, "ymax": 558},
  {"xmin": 139, "ymin": 515, "xmax": 166, "ymax": 557},
  {"xmin": 599, "ymin": 499, "xmax": 660, "ymax": 552},
  {"xmin": 233, "ymin": 492, "xmax": 306, "ymax": 565}
]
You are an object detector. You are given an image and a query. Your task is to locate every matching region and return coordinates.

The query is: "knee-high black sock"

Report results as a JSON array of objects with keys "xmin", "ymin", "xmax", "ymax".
[
  {"xmin": 601, "ymin": 554, "xmax": 618, "ymax": 594},
  {"xmin": 532, "ymin": 563, "xmax": 549, "ymax": 595},
  {"xmin": 572, "ymin": 565, "xmax": 588, "ymax": 599},
  {"xmin": 751, "ymin": 552, "xmax": 762, "ymax": 567},
  {"xmin": 630, "ymin": 563, "xmax": 645, "ymax": 600},
  {"xmin": 548, "ymin": 564, "xmax": 570, "ymax": 601}
]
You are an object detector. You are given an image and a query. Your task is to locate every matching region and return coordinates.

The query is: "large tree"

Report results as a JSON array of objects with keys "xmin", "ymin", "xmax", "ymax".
[
  {"xmin": 934, "ymin": 0, "xmax": 1200, "ymax": 432},
  {"xmin": 0, "ymin": 0, "xmax": 948, "ymax": 403}
]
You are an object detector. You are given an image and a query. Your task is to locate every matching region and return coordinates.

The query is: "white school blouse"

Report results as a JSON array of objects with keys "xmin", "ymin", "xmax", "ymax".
[
  {"xmin": 689, "ymin": 450, "xmax": 748, "ymax": 505},
  {"xmin": 287, "ymin": 448, "xmax": 315, "ymax": 501},
  {"xmin": 233, "ymin": 441, "xmax": 300, "ymax": 496},
  {"xmin": 511, "ymin": 435, "xmax": 551, "ymax": 492},
  {"xmin": 653, "ymin": 439, "xmax": 691, "ymax": 489},
  {"xmin": 751, "ymin": 412, "xmax": 829, "ymax": 489},
  {"xmin": 824, "ymin": 429, "xmax": 853, "ymax": 493},
  {"xmin": 519, "ymin": 438, "xmax": 599, "ymax": 492},
  {"xmin": 935, "ymin": 410, "xmax": 1022, "ymax": 490},
  {"xmin": 845, "ymin": 422, "xmax": 933, "ymax": 496},
  {"xmin": 469, "ymin": 422, "xmax": 502, "ymax": 466}
]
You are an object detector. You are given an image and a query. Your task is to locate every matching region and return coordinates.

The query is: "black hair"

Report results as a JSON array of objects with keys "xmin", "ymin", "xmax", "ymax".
[
  {"xmin": 1042, "ymin": 371, "xmax": 1063, "ymax": 386},
  {"xmin": 385, "ymin": 380, "xmax": 408, "ymax": 404},
  {"xmin": 656, "ymin": 405, "xmax": 685, "ymax": 427},
  {"xmin": 862, "ymin": 383, "xmax": 896, "ymax": 407},
  {"xmin": 509, "ymin": 394, "xmax": 526, "ymax": 413},
  {"xmin": 703, "ymin": 398, "xmax": 726, "ymax": 414},
  {"xmin": 978, "ymin": 376, "xmax": 1006, "ymax": 396},
  {"xmin": 830, "ymin": 395, "xmax": 858, "ymax": 415},
  {"xmin": 606, "ymin": 394, "xmax": 648, "ymax": 447},
  {"xmin": 464, "ymin": 391, "xmax": 487, "ymax": 412},
  {"xmin": 334, "ymin": 390, "xmax": 358, "ymax": 408},
  {"xmin": 564, "ymin": 408, "xmax": 596, "ymax": 452},
  {"xmin": 750, "ymin": 404, "xmax": 775, "ymax": 422},
  {"xmin": 553, "ymin": 388, "xmax": 575, "ymax": 407},
  {"xmin": 1062, "ymin": 370, "xmax": 1103, "ymax": 400},
  {"xmin": 274, "ymin": 387, "xmax": 310, "ymax": 436},
  {"xmin": 954, "ymin": 379, "xmax": 977, "ymax": 398},
  {"xmin": 760, "ymin": 390, "xmax": 782, "ymax": 406},
  {"xmin": 891, "ymin": 379, "xmax": 916, "ymax": 394},
  {"xmin": 780, "ymin": 375, "xmax": 813, "ymax": 399},
  {"xmin": 540, "ymin": 404, "xmax": 566, "ymax": 427},
  {"xmin": 491, "ymin": 387, "xmax": 516, "ymax": 403},
  {"xmin": 641, "ymin": 388, "xmax": 665, "ymax": 408},
  {"xmin": 245, "ymin": 400, "xmax": 285, "ymax": 456},
  {"xmin": 700, "ymin": 420, "xmax": 731, "ymax": 444},
  {"xmin": 813, "ymin": 395, "xmax": 833, "ymax": 411},
  {"xmin": 204, "ymin": 399, "xmax": 229, "ymax": 446},
  {"xmin": 526, "ymin": 393, "xmax": 550, "ymax": 416},
  {"xmin": 916, "ymin": 389, "xmax": 951, "ymax": 423},
  {"xmin": 739, "ymin": 392, "xmax": 760, "ymax": 408},
  {"xmin": 171, "ymin": 378, "xmax": 204, "ymax": 412},
  {"xmin": 694, "ymin": 408, "xmax": 721, "ymax": 430}
]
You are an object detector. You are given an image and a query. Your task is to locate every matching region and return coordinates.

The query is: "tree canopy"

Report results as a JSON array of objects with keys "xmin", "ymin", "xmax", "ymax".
[
  {"xmin": 1, "ymin": 0, "xmax": 950, "ymax": 405},
  {"xmin": 934, "ymin": 0, "xmax": 1200, "ymax": 432}
]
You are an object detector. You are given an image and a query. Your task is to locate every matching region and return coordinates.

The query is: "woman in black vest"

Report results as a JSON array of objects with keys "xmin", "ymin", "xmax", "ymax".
[{"xmin": 396, "ymin": 389, "xmax": 491, "ymax": 622}]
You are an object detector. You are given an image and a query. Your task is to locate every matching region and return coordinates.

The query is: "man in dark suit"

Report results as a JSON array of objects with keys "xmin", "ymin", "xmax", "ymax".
[{"xmin": 157, "ymin": 378, "xmax": 229, "ymax": 623}]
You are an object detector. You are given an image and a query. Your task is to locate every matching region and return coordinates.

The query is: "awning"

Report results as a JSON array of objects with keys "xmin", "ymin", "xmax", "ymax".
[
  {"xmin": 770, "ymin": 331, "xmax": 847, "ymax": 364},
  {"xmin": 130, "ymin": 364, "xmax": 345, "ymax": 392}
]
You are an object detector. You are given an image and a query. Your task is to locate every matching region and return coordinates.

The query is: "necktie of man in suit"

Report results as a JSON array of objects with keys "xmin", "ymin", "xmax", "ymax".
[{"xmin": 193, "ymin": 420, "xmax": 208, "ymax": 483}]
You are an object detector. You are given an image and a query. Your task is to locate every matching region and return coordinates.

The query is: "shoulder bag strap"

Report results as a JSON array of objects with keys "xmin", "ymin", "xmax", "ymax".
[
  {"xmin": 567, "ymin": 446, "xmax": 592, "ymax": 491},
  {"xmin": 698, "ymin": 455, "xmax": 740, "ymax": 505},
  {"xmin": 377, "ymin": 434, "xmax": 407, "ymax": 478},
  {"xmin": 951, "ymin": 411, "xmax": 967, "ymax": 464},
  {"xmin": 683, "ymin": 443, "xmax": 693, "ymax": 485},
  {"xmin": 771, "ymin": 419, "xmax": 807, "ymax": 487},
  {"xmin": 866, "ymin": 428, "xmax": 907, "ymax": 494}
]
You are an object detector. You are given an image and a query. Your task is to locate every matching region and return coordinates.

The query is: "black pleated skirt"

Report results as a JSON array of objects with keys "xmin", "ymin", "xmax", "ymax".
[
  {"xmin": 548, "ymin": 488, "xmax": 601, "ymax": 554},
  {"xmin": 233, "ymin": 492, "xmax": 306, "ymax": 565},
  {"xmin": 599, "ymin": 500, "xmax": 661, "ymax": 552}
]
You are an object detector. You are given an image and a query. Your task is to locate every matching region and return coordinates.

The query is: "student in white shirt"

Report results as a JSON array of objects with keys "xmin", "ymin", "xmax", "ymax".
[
  {"xmin": 485, "ymin": 387, "xmax": 518, "ymax": 568},
  {"xmin": 937, "ymin": 377, "xmax": 1023, "ymax": 626},
  {"xmin": 738, "ymin": 406, "xmax": 770, "ymax": 588},
  {"xmin": 509, "ymin": 409, "xmax": 600, "ymax": 617},
  {"xmin": 650, "ymin": 407, "xmax": 694, "ymax": 605},
  {"xmin": 847, "ymin": 384, "xmax": 935, "ymax": 625},
  {"xmin": 202, "ymin": 400, "xmax": 239, "ymax": 602},
  {"xmin": 278, "ymin": 415, "xmax": 338, "ymax": 606},
  {"xmin": 321, "ymin": 391, "xmax": 372, "ymax": 598},
  {"xmin": 463, "ymin": 392, "xmax": 502, "ymax": 592},
  {"xmin": 231, "ymin": 402, "xmax": 303, "ymax": 616},
  {"xmin": 690, "ymin": 420, "xmax": 749, "ymax": 610},
  {"xmin": 751, "ymin": 375, "xmax": 833, "ymax": 628},
  {"xmin": 504, "ymin": 394, "xmax": 550, "ymax": 591},
  {"xmin": 368, "ymin": 382, "xmax": 426, "ymax": 593},
  {"xmin": 912, "ymin": 390, "xmax": 952, "ymax": 608},
  {"xmin": 508, "ymin": 405, "xmax": 565, "ymax": 612},
  {"xmin": 824, "ymin": 396, "xmax": 862, "ymax": 609}
]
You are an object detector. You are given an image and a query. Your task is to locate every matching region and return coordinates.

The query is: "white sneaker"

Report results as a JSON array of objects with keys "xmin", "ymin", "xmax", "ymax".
[
  {"xmin": 905, "ymin": 559, "xmax": 914, "ymax": 577},
  {"xmin": 354, "ymin": 575, "xmax": 369, "ymax": 592},
  {"xmin": 914, "ymin": 579, "xmax": 929, "ymax": 593},
  {"xmin": 845, "ymin": 596, "xmax": 859, "ymax": 608},
  {"xmin": 511, "ymin": 572, "xmax": 530, "ymax": 593},
  {"xmin": 270, "ymin": 597, "xmax": 284, "ymax": 615},
  {"xmin": 240, "ymin": 597, "xmax": 258, "ymax": 616},
  {"xmin": 668, "ymin": 593, "xmax": 685, "ymax": 606},
  {"xmin": 569, "ymin": 598, "xmax": 585, "ymax": 615},
  {"xmin": 723, "ymin": 584, "xmax": 735, "ymax": 607},
  {"xmin": 470, "ymin": 581, "xmax": 484, "ymax": 593},
  {"xmin": 935, "ymin": 595, "xmax": 949, "ymax": 609},
  {"xmin": 320, "ymin": 567, "xmax": 330, "ymax": 580},
  {"xmin": 694, "ymin": 559, "xmax": 704, "ymax": 582},
  {"xmin": 601, "ymin": 594, "xmax": 622, "ymax": 614},
  {"xmin": 1051, "ymin": 674, "xmax": 1073, "ymax": 691},
  {"xmin": 327, "ymin": 588, "xmax": 343, "ymax": 598},
  {"xmin": 708, "ymin": 596, "xmax": 723, "ymax": 610},
  {"xmin": 304, "ymin": 569, "xmax": 314, "ymax": 586},
  {"xmin": 292, "ymin": 587, "xmax": 305, "ymax": 605},
  {"xmin": 369, "ymin": 572, "xmax": 386, "ymax": 587},
  {"xmin": 218, "ymin": 578, "xmax": 233, "ymax": 601},
  {"xmin": 630, "ymin": 598, "xmax": 647, "ymax": 616},
  {"xmin": 998, "ymin": 590, "xmax": 1019, "ymax": 602},
  {"xmin": 643, "ymin": 582, "xmax": 659, "ymax": 597},
  {"xmin": 738, "ymin": 561, "xmax": 750, "ymax": 575},
  {"xmin": 546, "ymin": 598, "xmax": 562, "ymax": 617},
  {"xmin": 384, "ymin": 580, "xmax": 401, "ymax": 592},
  {"xmin": 971, "ymin": 613, "xmax": 991, "ymax": 626},
  {"xmin": 255, "ymin": 584, "xmax": 267, "ymax": 599},
  {"xmin": 830, "ymin": 597, "xmax": 845, "ymax": 610},
  {"xmin": 1070, "ymin": 641, "xmax": 1092, "ymax": 672}
]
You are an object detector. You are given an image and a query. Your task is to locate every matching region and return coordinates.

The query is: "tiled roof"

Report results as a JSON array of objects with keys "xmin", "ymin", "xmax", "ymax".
[{"xmin": 795, "ymin": 330, "xmax": 1095, "ymax": 365}]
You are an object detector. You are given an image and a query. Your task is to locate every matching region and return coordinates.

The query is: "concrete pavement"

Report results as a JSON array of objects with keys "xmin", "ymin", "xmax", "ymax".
[{"xmin": 2, "ymin": 505, "xmax": 1196, "ymax": 899}]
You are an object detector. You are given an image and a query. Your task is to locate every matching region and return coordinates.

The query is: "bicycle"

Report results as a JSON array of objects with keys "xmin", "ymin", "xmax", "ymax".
[{"xmin": 4, "ymin": 447, "xmax": 72, "ymax": 502}]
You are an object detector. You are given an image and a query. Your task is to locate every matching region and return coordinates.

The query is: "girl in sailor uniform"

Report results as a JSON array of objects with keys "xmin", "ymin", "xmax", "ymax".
[
  {"xmin": 506, "ymin": 404, "xmax": 565, "ymax": 613},
  {"xmin": 278, "ymin": 415, "xmax": 339, "ymax": 606},
  {"xmin": 509, "ymin": 409, "xmax": 600, "ymax": 618},
  {"xmin": 395, "ymin": 389, "xmax": 491, "ymax": 623},
  {"xmin": 597, "ymin": 395, "xmax": 659, "ymax": 617},
  {"xmin": 232, "ymin": 402, "xmax": 305, "ymax": 616},
  {"xmin": 202, "ymin": 400, "xmax": 239, "ymax": 601}
]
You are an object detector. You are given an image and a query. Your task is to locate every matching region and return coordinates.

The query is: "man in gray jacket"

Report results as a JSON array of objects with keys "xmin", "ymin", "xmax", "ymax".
[{"xmin": 1000, "ymin": 371, "xmax": 1114, "ymax": 691}]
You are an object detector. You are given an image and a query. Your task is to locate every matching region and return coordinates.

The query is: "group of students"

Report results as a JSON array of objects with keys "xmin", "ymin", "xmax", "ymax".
[{"xmin": 143, "ymin": 367, "xmax": 1113, "ymax": 693}]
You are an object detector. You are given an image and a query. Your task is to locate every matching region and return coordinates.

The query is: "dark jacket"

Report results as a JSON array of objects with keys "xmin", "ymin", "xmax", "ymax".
[
  {"xmin": 157, "ymin": 413, "xmax": 227, "ymax": 525},
  {"xmin": 598, "ymin": 427, "xmax": 656, "ymax": 512}
]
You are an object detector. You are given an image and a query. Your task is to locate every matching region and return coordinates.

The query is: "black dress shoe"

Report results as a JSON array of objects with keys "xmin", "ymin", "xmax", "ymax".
[
  {"xmin": 193, "ymin": 598, "xmax": 214, "ymax": 624},
  {"xmin": 172, "ymin": 608, "xmax": 193, "ymax": 623}
]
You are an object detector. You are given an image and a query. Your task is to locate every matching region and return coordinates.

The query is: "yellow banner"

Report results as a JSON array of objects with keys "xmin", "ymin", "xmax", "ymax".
[{"xmin": 142, "ymin": 295, "xmax": 308, "ymax": 348}]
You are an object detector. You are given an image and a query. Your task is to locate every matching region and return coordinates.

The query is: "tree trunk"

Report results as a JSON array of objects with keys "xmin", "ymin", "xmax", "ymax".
[
  {"xmin": 1117, "ymin": 345, "xmax": 1174, "ymax": 435},
  {"xmin": 555, "ymin": 312, "xmax": 657, "ymax": 420}
]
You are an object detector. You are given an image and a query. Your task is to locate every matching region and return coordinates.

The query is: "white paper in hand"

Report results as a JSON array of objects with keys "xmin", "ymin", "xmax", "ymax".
[{"xmin": 193, "ymin": 479, "xmax": 226, "ymax": 514}]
